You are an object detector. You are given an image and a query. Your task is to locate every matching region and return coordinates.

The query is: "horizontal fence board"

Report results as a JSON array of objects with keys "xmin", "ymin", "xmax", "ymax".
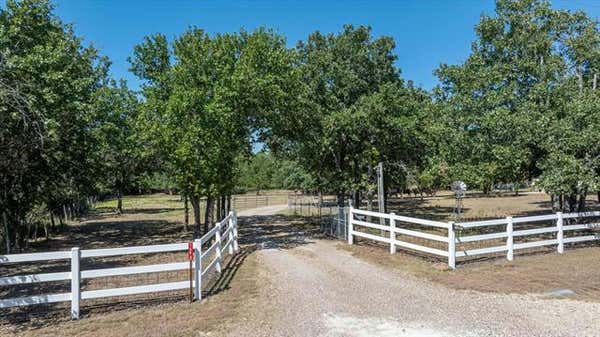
[
  {"xmin": 0, "ymin": 271, "xmax": 70, "ymax": 286},
  {"xmin": 352, "ymin": 220, "xmax": 389, "ymax": 232},
  {"xmin": 351, "ymin": 230, "xmax": 391, "ymax": 244},
  {"xmin": 512, "ymin": 214, "xmax": 557, "ymax": 224},
  {"xmin": 393, "ymin": 215, "xmax": 449, "ymax": 229},
  {"xmin": 81, "ymin": 281, "xmax": 190, "ymax": 300},
  {"xmin": 513, "ymin": 226, "xmax": 557, "ymax": 237},
  {"xmin": 221, "ymin": 238, "xmax": 233, "ymax": 253},
  {"xmin": 562, "ymin": 211, "xmax": 600, "ymax": 219},
  {"xmin": 81, "ymin": 243, "xmax": 187, "ymax": 258},
  {"xmin": 457, "ymin": 218, "xmax": 507, "ymax": 228},
  {"xmin": 202, "ymin": 241, "xmax": 219, "ymax": 259},
  {"xmin": 0, "ymin": 251, "xmax": 71, "ymax": 264},
  {"xmin": 394, "ymin": 228, "xmax": 448, "ymax": 243},
  {"xmin": 221, "ymin": 225, "xmax": 232, "ymax": 239},
  {"xmin": 393, "ymin": 240, "xmax": 448, "ymax": 257},
  {"xmin": 457, "ymin": 232, "xmax": 507, "ymax": 243},
  {"xmin": 0, "ymin": 293, "xmax": 70, "ymax": 309},
  {"xmin": 201, "ymin": 256, "xmax": 219, "ymax": 277},
  {"xmin": 564, "ymin": 235, "xmax": 599, "ymax": 244},
  {"xmin": 457, "ymin": 245, "xmax": 507, "ymax": 257},
  {"xmin": 201, "ymin": 226, "xmax": 220, "ymax": 245},
  {"xmin": 82, "ymin": 262, "xmax": 189, "ymax": 279},
  {"xmin": 564, "ymin": 223, "xmax": 600, "ymax": 231},
  {"xmin": 352, "ymin": 209, "xmax": 391, "ymax": 219},
  {"xmin": 514, "ymin": 239, "xmax": 558, "ymax": 250}
]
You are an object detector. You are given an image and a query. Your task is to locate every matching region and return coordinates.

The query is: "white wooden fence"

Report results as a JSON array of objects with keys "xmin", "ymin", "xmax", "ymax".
[
  {"xmin": 347, "ymin": 206, "xmax": 600, "ymax": 269},
  {"xmin": 0, "ymin": 211, "xmax": 239, "ymax": 319}
]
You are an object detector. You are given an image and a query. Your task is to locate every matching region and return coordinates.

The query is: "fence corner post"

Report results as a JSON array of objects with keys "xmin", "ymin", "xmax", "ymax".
[
  {"xmin": 389, "ymin": 213, "xmax": 396, "ymax": 254},
  {"xmin": 448, "ymin": 222, "xmax": 456, "ymax": 269},
  {"xmin": 70, "ymin": 247, "xmax": 81, "ymax": 319},
  {"xmin": 193, "ymin": 238, "xmax": 202, "ymax": 301},
  {"xmin": 215, "ymin": 223, "xmax": 222, "ymax": 273},
  {"xmin": 506, "ymin": 216, "xmax": 514, "ymax": 261},
  {"xmin": 347, "ymin": 203, "xmax": 354, "ymax": 245},
  {"xmin": 557, "ymin": 212, "xmax": 564, "ymax": 254}
]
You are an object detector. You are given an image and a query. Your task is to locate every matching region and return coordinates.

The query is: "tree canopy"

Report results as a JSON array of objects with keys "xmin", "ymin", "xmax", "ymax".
[{"xmin": 2, "ymin": 0, "xmax": 600, "ymax": 252}]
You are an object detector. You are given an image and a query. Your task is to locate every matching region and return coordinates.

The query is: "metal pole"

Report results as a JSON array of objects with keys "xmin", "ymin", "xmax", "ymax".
[{"xmin": 377, "ymin": 162, "xmax": 385, "ymax": 234}]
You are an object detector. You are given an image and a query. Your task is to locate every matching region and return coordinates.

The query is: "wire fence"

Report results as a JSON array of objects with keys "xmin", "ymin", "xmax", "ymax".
[{"xmin": 286, "ymin": 194, "xmax": 348, "ymax": 240}]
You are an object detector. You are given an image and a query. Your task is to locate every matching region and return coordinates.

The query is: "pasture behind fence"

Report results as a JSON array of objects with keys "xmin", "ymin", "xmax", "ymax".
[
  {"xmin": 0, "ymin": 211, "xmax": 239, "ymax": 319},
  {"xmin": 347, "ymin": 207, "xmax": 600, "ymax": 268}
]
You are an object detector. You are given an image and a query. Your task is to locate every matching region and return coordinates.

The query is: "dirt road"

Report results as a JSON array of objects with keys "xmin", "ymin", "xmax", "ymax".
[{"xmin": 227, "ymin": 205, "xmax": 600, "ymax": 337}]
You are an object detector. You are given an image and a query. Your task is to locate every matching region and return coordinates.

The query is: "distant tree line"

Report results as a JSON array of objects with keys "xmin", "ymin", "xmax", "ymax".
[{"xmin": 1, "ymin": 0, "xmax": 599, "ymax": 252}]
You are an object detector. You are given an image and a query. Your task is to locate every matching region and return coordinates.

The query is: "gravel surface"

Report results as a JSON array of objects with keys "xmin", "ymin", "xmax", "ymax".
[{"xmin": 228, "ymin": 205, "xmax": 600, "ymax": 337}]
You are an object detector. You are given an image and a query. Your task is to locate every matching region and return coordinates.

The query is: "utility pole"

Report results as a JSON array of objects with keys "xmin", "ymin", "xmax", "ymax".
[{"xmin": 376, "ymin": 162, "xmax": 385, "ymax": 227}]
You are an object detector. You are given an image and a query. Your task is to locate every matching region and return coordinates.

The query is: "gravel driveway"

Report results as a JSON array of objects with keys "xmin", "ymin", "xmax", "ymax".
[{"xmin": 226, "ymin": 205, "xmax": 600, "ymax": 337}]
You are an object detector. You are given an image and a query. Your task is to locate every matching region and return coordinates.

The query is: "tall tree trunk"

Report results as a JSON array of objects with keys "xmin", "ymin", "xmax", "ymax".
[
  {"xmin": 216, "ymin": 196, "xmax": 222, "ymax": 221},
  {"xmin": 50, "ymin": 213, "xmax": 56, "ymax": 230},
  {"xmin": 566, "ymin": 193, "xmax": 577, "ymax": 213},
  {"xmin": 336, "ymin": 191, "xmax": 345, "ymax": 208},
  {"xmin": 597, "ymin": 191, "xmax": 600, "ymax": 204},
  {"xmin": 2, "ymin": 211, "xmax": 9, "ymax": 254},
  {"xmin": 577, "ymin": 188, "xmax": 587, "ymax": 213},
  {"xmin": 190, "ymin": 195, "xmax": 201, "ymax": 237},
  {"xmin": 183, "ymin": 194, "xmax": 189, "ymax": 232},
  {"xmin": 559, "ymin": 193, "xmax": 564, "ymax": 212},
  {"xmin": 116, "ymin": 189, "xmax": 123, "ymax": 215},
  {"xmin": 221, "ymin": 195, "xmax": 226, "ymax": 217},
  {"xmin": 226, "ymin": 195, "xmax": 231, "ymax": 214},
  {"xmin": 204, "ymin": 196, "xmax": 214, "ymax": 235},
  {"xmin": 62, "ymin": 205, "xmax": 68, "ymax": 224}
]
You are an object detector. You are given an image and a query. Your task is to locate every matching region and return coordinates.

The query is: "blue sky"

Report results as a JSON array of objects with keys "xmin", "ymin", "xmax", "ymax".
[{"xmin": 3, "ymin": 0, "xmax": 600, "ymax": 90}]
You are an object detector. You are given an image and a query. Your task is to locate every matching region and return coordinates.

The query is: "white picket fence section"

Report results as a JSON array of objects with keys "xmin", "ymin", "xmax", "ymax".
[
  {"xmin": 347, "ymin": 206, "xmax": 600, "ymax": 269},
  {"xmin": 0, "ymin": 211, "xmax": 239, "ymax": 319}
]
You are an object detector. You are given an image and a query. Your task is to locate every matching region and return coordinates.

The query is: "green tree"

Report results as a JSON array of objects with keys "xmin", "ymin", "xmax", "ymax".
[
  {"xmin": 0, "ymin": 0, "xmax": 105, "ymax": 252},
  {"xmin": 91, "ymin": 79, "xmax": 140, "ymax": 214}
]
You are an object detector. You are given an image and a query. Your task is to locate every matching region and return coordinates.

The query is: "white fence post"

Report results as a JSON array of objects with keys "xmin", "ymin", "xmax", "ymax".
[
  {"xmin": 232, "ymin": 210, "xmax": 239, "ymax": 252},
  {"xmin": 215, "ymin": 223, "xmax": 222, "ymax": 273},
  {"xmin": 557, "ymin": 212, "xmax": 564, "ymax": 253},
  {"xmin": 389, "ymin": 213, "xmax": 396, "ymax": 254},
  {"xmin": 194, "ymin": 238, "xmax": 202, "ymax": 301},
  {"xmin": 448, "ymin": 222, "xmax": 456, "ymax": 269},
  {"xmin": 227, "ymin": 212, "xmax": 234, "ymax": 255},
  {"xmin": 506, "ymin": 216, "xmax": 514, "ymax": 261},
  {"xmin": 70, "ymin": 247, "xmax": 80, "ymax": 319},
  {"xmin": 347, "ymin": 204, "xmax": 354, "ymax": 245}
]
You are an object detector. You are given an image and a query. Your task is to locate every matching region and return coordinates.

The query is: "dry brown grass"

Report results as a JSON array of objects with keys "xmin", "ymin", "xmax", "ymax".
[{"xmin": 340, "ymin": 240, "xmax": 600, "ymax": 302}]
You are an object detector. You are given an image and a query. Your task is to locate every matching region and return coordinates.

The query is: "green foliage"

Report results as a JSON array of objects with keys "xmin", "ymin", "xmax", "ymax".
[
  {"xmin": 237, "ymin": 152, "xmax": 314, "ymax": 192},
  {"xmin": 0, "ymin": 0, "xmax": 106, "ymax": 250},
  {"xmin": 266, "ymin": 25, "xmax": 429, "ymax": 204},
  {"xmin": 431, "ymin": 0, "xmax": 600, "ymax": 206}
]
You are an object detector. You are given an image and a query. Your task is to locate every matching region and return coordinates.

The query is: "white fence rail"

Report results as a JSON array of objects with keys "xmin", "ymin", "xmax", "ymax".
[
  {"xmin": 347, "ymin": 207, "xmax": 600, "ymax": 269},
  {"xmin": 0, "ymin": 211, "xmax": 239, "ymax": 319}
]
